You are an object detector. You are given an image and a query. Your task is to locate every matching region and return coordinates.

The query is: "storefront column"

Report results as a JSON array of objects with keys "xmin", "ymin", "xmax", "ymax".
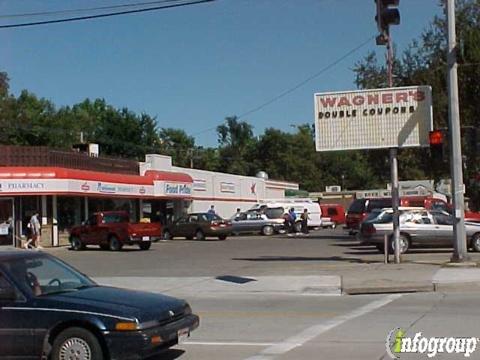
[
  {"xmin": 52, "ymin": 195, "xmax": 59, "ymax": 247},
  {"xmin": 84, "ymin": 197, "xmax": 89, "ymax": 221},
  {"xmin": 41, "ymin": 195, "xmax": 48, "ymax": 226}
]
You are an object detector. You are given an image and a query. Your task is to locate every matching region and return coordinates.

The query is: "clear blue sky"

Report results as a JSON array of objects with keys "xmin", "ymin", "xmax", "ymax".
[{"xmin": 0, "ymin": 0, "xmax": 443, "ymax": 147}]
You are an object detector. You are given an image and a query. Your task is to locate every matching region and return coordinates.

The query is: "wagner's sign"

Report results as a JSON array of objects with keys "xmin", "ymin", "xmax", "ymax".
[{"xmin": 314, "ymin": 86, "xmax": 433, "ymax": 151}]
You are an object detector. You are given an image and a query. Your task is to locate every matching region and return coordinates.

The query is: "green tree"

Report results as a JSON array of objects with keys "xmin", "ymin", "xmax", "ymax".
[
  {"xmin": 158, "ymin": 128, "xmax": 195, "ymax": 167},
  {"xmin": 217, "ymin": 116, "xmax": 257, "ymax": 175}
]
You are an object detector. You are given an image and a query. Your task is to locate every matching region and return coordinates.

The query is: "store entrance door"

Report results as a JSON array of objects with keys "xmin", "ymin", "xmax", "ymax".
[{"xmin": 0, "ymin": 198, "xmax": 14, "ymax": 246}]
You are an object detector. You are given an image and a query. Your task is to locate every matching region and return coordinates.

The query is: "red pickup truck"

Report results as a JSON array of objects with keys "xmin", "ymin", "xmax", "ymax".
[{"xmin": 69, "ymin": 211, "xmax": 162, "ymax": 251}]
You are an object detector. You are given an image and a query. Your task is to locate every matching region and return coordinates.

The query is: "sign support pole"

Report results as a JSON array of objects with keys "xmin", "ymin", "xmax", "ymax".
[
  {"xmin": 447, "ymin": 0, "xmax": 468, "ymax": 262},
  {"xmin": 387, "ymin": 31, "xmax": 401, "ymax": 264}
]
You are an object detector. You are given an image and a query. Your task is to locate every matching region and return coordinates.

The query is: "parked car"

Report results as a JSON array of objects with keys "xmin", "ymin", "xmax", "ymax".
[
  {"xmin": 358, "ymin": 208, "xmax": 480, "ymax": 254},
  {"xmin": 0, "ymin": 249, "xmax": 199, "ymax": 359},
  {"xmin": 345, "ymin": 196, "xmax": 448, "ymax": 233},
  {"xmin": 162, "ymin": 213, "xmax": 232, "ymax": 240},
  {"xmin": 250, "ymin": 199, "xmax": 322, "ymax": 231},
  {"xmin": 320, "ymin": 204, "xmax": 345, "ymax": 229},
  {"xmin": 231, "ymin": 211, "xmax": 284, "ymax": 235},
  {"xmin": 69, "ymin": 211, "xmax": 162, "ymax": 251}
]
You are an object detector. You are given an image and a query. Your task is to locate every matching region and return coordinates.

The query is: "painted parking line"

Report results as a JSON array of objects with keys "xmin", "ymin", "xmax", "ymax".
[
  {"xmin": 184, "ymin": 341, "xmax": 276, "ymax": 347},
  {"xmin": 243, "ymin": 294, "xmax": 402, "ymax": 360}
]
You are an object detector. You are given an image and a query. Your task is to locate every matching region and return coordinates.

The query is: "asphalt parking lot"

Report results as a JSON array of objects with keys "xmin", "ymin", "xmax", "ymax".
[{"xmin": 48, "ymin": 228, "xmax": 480, "ymax": 278}]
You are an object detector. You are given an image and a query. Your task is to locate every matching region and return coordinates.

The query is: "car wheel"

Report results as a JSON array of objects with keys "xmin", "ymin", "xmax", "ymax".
[
  {"xmin": 109, "ymin": 236, "xmax": 122, "ymax": 251},
  {"xmin": 390, "ymin": 235, "xmax": 409, "ymax": 254},
  {"xmin": 163, "ymin": 230, "xmax": 172, "ymax": 240},
  {"xmin": 139, "ymin": 241, "xmax": 151, "ymax": 250},
  {"xmin": 52, "ymin": 327, "xmax": 103, "ymax": 360},
  {"xmin": 186, "ymin": 236, "xmax": 193, "ymax": 240},
  {"xmin": 218, "ymin": 235, "xmax": 227, "ymax": 240},
  {"xmin": 261, "ymin": 225, "xmax": 274, "ymax": 236},
  {"xmin": 99, "ymin": 243, "xmax": 109, "ymax": 251},
  {"xmin": 471, "ymin": 233, "xmax": 480, "ymax": 252},
  {"xmin": 196, "ymin": 230, "xmax": 205, "ymax": 241},
  {"xmin": 70, "ymin": 236, "xmax": 84, "ymax": 251}
]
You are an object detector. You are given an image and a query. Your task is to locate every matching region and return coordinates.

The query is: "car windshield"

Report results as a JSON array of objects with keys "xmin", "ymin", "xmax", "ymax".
[
  {"xmin": 373, "ymin": 212, "xmax": 393, "ymax": 224},
  {"xmin": 264, "ymin": 207, "xmax": 285, "ymax": 219},
  {"xmin": 363, "ymin": 209, "xmax": 383, "ymax": 222},
  {"xmin": 347, "ymin": 200, "xmax": 366, "ymax": 214},
  {"xmin": 4, "ymin": 255, "xmax": 96, "ymax": 297},
  {"xmin": 102, "ymin": 213, "xmax": 129, "ymax": 224},
  {"xmin": 366, "ymin": 199, "xmax": 392, "ymax": 212}
]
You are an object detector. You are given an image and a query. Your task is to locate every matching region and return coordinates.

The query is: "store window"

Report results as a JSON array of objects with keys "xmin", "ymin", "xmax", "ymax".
[
  {"xmin": 57, "ymin": 197, "xmax": 83, "ymax": 245},
  {"xmin": 88, "ymin": 198, "xmax": 138, "ymax": 221}
]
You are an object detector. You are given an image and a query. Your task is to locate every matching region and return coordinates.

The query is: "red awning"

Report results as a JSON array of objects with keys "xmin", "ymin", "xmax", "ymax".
[
  {"xmin": 0, "ymin": 167, "xmax": 192, "ymax": 185},
  {"xmin": 144, "ymin": 170, "xmax": 193, "ymax": 183}
]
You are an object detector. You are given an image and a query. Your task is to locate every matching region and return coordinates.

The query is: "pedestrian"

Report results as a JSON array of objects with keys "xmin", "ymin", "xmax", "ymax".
[
  {"xmin": 207, "ymin": 205, "xmax": 217, "ymax": 220},
  {"xmin": 288, "ymin": 207, "xmax": 297, "ymax": 235},
  {"xmin": 235, "ymin": 208, "xmax": 242, "ymax": 219},
  {"xmin": 288, "ymin": 208, "xmax": 297, "ymax": 232},
  {"xmin": 207, "ymin": 205, "xmax": 216, "ymax": 215},
  {"xmin": 29, "ymin": 212, "xmax": 42, "ymax": 249},
  {"xmin": 300, "ymin": 209, "xmax": 310, "ymax": 234}
]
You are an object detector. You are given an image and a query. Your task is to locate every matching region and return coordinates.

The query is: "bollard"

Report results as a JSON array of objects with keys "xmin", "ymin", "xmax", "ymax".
[{"xmin": 384, "ymin": 233, "xmax": 389, "ymax": 264}]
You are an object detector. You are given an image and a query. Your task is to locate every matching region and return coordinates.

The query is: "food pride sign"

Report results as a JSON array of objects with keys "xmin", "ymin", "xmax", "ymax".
[{"xmin": 314, "ymin": 86, "xmax": 433, "ymax": 151}]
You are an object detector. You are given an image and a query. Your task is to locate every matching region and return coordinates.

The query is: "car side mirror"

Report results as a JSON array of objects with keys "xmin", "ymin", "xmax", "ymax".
[{"xmin": 0, "ymin": 287, "xmax": 16, "ymax": 301}]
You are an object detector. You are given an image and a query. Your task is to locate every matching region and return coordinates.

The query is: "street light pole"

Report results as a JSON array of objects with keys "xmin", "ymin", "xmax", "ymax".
[{"xmin": 447, "ymin": 0, "xmax": 468, "ymax": 262}]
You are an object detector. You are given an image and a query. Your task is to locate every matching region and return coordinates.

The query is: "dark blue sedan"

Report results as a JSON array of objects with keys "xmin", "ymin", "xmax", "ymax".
[{"xmin": 0, "ymin": 249, "xmax": 199, "ymax": 360}]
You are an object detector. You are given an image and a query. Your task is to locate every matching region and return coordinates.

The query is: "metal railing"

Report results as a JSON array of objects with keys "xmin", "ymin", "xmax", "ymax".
[{"xmin": 0, "ymin": 146, "xmax": 139, "ymax": 175}]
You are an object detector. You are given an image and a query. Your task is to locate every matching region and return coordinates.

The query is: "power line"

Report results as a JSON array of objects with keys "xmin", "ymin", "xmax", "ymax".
[
  {"xmin": 0, "ymin": 0, "xmax": 215, "ymax": 29},
  {"xmin": 0, "ymin": 0, "xmax": 187, "ymax": 19},
  {"xmin": 237, "ymin": 35, "xmax": 375, "ymax": 119},
  {"xmin": 191, "ymin": 35, "xmax": 375, "ymax": 137}
]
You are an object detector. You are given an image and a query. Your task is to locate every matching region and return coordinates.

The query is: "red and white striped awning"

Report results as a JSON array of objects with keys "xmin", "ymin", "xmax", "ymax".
[{"xmin": 0, "ymin": 167, "xmax": 193, "ymax": 198}]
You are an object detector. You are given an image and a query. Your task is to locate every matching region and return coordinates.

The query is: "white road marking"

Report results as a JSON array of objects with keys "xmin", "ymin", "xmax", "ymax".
[
  {"xmin": 243, "ymin": 294, "xmax": 402, "ymax": 360},
  {"xmin": 184, "ymin": 341, "xmax": 276, "ymax": 346}
]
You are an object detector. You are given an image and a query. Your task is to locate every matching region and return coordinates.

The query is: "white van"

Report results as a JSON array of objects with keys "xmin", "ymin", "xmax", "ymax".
[{"xmin": 250, "ymin": 199, "xmax": 322, "ymax": 230}]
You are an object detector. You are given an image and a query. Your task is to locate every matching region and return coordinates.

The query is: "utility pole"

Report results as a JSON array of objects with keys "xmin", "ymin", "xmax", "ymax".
[
  {"xmin": 447, "ymin": 0, "xmax": 468, "ymax": 262},
  {"xmin": 375, "ymin": 0, "xmax": 401, "ymax": 263}
]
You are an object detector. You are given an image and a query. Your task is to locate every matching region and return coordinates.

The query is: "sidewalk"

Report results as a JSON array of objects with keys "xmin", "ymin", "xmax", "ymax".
[{"xmin": 93, "ymin": 261, "xmax": 480, "ymax": 297}]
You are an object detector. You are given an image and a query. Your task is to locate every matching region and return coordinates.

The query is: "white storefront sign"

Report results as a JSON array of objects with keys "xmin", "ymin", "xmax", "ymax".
[
  {"xmin": 220, "ymin": 182, "xmax": 236, "ymax": 193},
  {"xmin": 154, "ymin": 181, "xmax": 192, "ymax": 197},
  {"xmin": 0, "ymin": 179, "xmax": 155, "ymax": 197},
  {"xmin": 314, "ymin": 86, "xmax": 433, "ymax": 151}
]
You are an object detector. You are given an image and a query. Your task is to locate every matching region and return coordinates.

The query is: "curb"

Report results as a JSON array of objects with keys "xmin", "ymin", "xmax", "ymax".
[
  {"xmin": 344, "ymin": 284, "xmax": 434, "ymax": 295},
  {"xmin": 433, "ymin": 281, "xmax": 480, "ymax": 292}
]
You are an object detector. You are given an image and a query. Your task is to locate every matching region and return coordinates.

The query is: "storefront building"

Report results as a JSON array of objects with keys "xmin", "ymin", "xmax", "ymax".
[{"xmin": 0, "ymin": 146, "xmax": 299, "ymax": 248}]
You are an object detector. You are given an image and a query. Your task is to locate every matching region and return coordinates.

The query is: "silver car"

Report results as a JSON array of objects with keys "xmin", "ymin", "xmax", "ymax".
[
  {"xmin": 231, "ymin": 211, "xmax": 284, "ymax": 236},
  {"xmin": 358, "ymin": 208, "xmax": 480, "ymax": 254}
]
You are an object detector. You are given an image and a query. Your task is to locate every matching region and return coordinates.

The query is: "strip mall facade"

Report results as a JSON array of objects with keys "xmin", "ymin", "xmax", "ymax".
[{"xmin": 0, "ymin": 146, "xmax": 298, "ymax": 247}]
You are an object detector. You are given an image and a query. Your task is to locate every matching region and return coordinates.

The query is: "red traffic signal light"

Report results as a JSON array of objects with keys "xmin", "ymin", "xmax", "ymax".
[{"xmin": 429, "ymin": 130, "xmax": 444, "ymax": 145}]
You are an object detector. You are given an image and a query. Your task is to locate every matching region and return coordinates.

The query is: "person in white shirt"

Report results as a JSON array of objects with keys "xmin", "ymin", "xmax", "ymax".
[{"xmin": 28, "ymin": 212, "xmax": 42, "ymax": 249}]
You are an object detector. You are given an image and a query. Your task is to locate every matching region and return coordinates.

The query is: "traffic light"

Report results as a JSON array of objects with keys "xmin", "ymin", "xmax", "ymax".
[
  {"xmin": 375, "ymin": 0, "xmax": 401, "ymax": 41},
  {"xmin": 429, "ymin": 130, "xmax": 446, "ymax": 163}
]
